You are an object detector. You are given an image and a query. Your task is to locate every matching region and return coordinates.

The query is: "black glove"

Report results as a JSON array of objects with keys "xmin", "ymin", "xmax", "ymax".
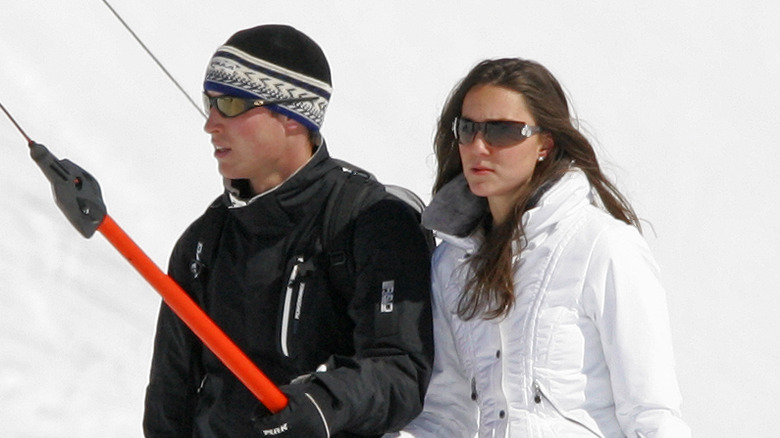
[{"xmin": 251, "ymin": 383, "xmax": 331, "ymax": 437}]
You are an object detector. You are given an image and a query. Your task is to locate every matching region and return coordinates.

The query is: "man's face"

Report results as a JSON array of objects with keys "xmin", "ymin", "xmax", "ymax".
[{"xmin": 203, "ymin": 92, "xmax": 291, "ymax": 193}]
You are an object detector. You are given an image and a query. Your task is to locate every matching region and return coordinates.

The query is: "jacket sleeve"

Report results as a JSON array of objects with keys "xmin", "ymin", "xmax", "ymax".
[
  {"xmin": 300, "ymin": 198, "xmax": 435, "ymax": 436},
  {"xmin": 387, "ymin": 242, "xmax": 479, "ymax": 438},
  {"xmin": 583, "ymin": 224, "xmax": 691, "ymax": 438},
  {"xmin": 142, "ymin": 230, "xmax": 202, "ymax": 437}
]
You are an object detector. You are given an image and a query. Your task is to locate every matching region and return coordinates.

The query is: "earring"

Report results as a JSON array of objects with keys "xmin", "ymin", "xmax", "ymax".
[{"xmin": 538, "ymin": 156, "xmax": 545, "ymax": 162}]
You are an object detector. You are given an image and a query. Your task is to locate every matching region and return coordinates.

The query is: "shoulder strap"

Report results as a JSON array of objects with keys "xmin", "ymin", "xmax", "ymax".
[
  {"xmin": 321, "ymin": 163, "xmax": 380, "ymax": 300},
  {"xmin": 321, "ymin": 159, "xmax": 435, "ymax": 300},
  {"xmin": 384, "ymin": 184, "xmax": 435, "ymax": 251}
]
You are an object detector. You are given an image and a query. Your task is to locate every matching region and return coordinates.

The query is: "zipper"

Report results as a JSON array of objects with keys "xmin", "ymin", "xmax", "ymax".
[
  {"xmin": 533, "ymin": 380, "xmax": 604, "ymax": 438},
  {"xmin": 280, "ymin": 257, "xmax": 304, "ymax": 358}
]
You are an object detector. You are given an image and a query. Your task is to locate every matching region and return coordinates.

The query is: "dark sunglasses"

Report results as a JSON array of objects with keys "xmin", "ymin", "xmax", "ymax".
[
  {"xmin": 453, "ymin": 117, "xmax": 543, "ymax": 147},
  {"xmin": 202, "ymin": 93, "xmax": 317, "ymax": 118}
]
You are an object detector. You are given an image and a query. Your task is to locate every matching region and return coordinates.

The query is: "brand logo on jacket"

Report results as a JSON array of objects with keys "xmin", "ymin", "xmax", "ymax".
[
  {"xmin": 190, "ymin": 241, "xmax": 205, "ymax": 278},
  {"xmin": 262, "ymin": 423, "xmax": 289, "ymax": 435},
  {"xmin": 381, "ymin": 280, "xmax": 395, "ymax": 313}
]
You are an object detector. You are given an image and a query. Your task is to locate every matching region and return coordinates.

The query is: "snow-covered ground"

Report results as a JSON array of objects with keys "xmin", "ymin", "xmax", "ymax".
[{"xmin": 2, "ymin": 1, "xmax": 779, "ymax": 437}]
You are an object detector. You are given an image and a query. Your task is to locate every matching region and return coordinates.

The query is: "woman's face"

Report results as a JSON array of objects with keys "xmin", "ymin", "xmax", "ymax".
[{"xmin": 458, "ymin": 84, "xmax": 548, "ymax": 223}]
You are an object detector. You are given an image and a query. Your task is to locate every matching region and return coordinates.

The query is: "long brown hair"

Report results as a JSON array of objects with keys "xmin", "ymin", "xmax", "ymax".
[{"xmin": 434, "ymin": 58, "xmax": 640, "ymax": 320}]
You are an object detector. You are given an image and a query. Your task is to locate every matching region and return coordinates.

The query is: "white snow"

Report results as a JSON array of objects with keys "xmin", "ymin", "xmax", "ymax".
[{"xmin": 1, "ymin": 1, "xmax": 779, "ymax": 437}]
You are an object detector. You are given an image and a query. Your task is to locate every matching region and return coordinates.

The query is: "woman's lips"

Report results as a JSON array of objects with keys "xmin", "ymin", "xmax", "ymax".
[{"xmin": 470, "ymin": 165, "xmax": 493, "ymax": 175}]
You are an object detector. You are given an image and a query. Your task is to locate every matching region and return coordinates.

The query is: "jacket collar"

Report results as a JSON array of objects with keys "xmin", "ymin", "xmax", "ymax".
[
  {"xmin": 422, "ymin": 173, "xmax": 487, "ymax": 238},
  {"xmin": 522, "ymin": 168, "xmax": 593, "ymax": 235},
  {"xmin": 223, "ymin": 142, "xmax": 340, "ymax": 235},
  {"xmin": 424, "ymin": 168, "xmax": 594, "ymax": 251}
]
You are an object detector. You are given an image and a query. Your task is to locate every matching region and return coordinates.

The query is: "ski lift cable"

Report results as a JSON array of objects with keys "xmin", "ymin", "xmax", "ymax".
[
  {"xmin": 101, "ymin": 0, "xmax": 207, "ymax": 119},
  {"xmin": 0, "ymin": 101, "xmax": 33, "ymax": 146}
]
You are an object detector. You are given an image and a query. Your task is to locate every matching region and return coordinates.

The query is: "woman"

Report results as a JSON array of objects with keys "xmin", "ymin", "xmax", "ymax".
[{"xmin": 392, "ymin": 59, "xmax": 690, "ymax": 437}]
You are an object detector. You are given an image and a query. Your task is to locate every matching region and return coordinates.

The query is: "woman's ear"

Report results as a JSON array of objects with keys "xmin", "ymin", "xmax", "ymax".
[{"xmin": 538, "ymin": 133, "xmax": 554, "ymax": 160}]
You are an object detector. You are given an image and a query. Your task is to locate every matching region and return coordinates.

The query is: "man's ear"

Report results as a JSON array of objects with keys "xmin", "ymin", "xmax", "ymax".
[{"xmin": 277, "ymin": 115, "xmax": 307, "ymax": 136}]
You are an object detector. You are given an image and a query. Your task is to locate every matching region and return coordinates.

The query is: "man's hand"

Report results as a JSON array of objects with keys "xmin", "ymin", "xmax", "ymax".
[{"xmin": 252, "ymin": 383, "xmax": 330, "ymax": 437}]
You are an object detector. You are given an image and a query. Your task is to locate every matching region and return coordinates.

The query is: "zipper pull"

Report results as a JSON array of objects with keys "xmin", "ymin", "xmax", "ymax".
[
  {"xmin": 197, "ymin": 374, "xmax": 209, "ymax": 394},
  {"xmin": 471, "ymin": 377, "xmax": 478, "ymax": 401},
  {"xmin": 533, "ymin": 381, "xmax": 542, "ymax": 404},
  {"xmin": 287, "ymin": 256, "xmax": 304, "ymax": 286}
]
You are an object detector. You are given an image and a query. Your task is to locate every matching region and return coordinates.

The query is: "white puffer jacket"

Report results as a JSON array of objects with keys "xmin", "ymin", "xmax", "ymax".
[{"xmin": 391, "ymin": 169, "xmax": 690, "ymax": 438}]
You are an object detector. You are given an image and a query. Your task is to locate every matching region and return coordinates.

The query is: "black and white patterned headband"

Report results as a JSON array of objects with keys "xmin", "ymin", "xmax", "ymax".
[{"xmin": 204, "ymin": 45, "xmax": 332, "ymax": 131}]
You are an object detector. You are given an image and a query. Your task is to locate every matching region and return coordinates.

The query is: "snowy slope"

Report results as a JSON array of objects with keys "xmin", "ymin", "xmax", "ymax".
[{"xmin": 2, "ymin": 1, "xmax": 780, "ymax": 437}]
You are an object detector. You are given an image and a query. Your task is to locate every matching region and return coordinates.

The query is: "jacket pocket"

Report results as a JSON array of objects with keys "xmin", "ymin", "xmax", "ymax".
[
  {"xmin": 533, "ymin": 380, "xmax": 605, "ymax": 438},
  {"xmin": 279, "ymin": 256, "xmax": 309, "ymax": 358},
  {"xmin": 277, "ymin": 254, "xmax": 350, "ymax": 371}
]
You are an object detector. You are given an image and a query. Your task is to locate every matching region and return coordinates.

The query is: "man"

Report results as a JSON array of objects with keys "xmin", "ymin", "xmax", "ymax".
[{"xmin": 143, "ymin": 25, "xmax": 433, "ymax": 437}]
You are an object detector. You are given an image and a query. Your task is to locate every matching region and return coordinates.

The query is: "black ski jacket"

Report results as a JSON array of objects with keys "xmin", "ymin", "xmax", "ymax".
[{"xmin": 143, "ymin": 144, "xmax": 433, "ymax": 437}]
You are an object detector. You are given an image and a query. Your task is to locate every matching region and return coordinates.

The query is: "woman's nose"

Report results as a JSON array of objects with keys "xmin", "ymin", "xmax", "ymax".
[{"xmin": 464, "ymin": 132, "xmax": 491, "ymax": 154}]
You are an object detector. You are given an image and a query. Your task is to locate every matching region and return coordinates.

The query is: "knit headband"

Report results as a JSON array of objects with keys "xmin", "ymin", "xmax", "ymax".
[{"xmin": 204, "ymin": 25, "xmax": 332, "ymax": 131}]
